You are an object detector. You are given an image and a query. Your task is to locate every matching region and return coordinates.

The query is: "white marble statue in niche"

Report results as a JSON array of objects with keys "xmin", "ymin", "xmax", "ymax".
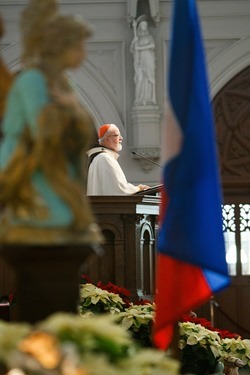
[{"xmin": 130, "ymin": 16, "xmax": 156, "ymax": 106}]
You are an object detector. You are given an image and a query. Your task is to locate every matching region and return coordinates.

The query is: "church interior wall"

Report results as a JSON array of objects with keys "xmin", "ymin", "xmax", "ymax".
[{"xmin": 1, "ymin": 0, "xmax": 250, "ymax": 186}]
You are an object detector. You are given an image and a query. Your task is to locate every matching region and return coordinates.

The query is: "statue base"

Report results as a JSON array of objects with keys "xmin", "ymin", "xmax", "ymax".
[
  {"xmin": 0, "ymin": 243, "xmax": 99, "ymax": 323},
  {"xmin": 131, "ymin": 105, "xmax": 161, "ymax": 171}
]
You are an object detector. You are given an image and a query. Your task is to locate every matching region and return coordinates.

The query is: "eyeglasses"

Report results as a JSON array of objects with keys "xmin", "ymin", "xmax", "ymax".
[{"xmin": 108, "ymin": 134, "xmax": 122, "ymax": 138}]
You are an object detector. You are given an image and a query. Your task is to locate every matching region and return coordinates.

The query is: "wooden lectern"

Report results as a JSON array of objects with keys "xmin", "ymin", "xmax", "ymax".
[{"xmin": 87, "ymin": 188, "xmax": 160, "ymax": 301}]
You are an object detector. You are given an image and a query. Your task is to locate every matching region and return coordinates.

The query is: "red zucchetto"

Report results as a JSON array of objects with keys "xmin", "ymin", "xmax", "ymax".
[{"xmin": 98, "ymin": 124, "xmax": 113, "ymax": 139}]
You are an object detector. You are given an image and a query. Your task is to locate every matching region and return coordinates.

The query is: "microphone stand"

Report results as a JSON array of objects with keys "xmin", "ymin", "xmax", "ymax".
[{"xmin": 132, "ymin": 151, "xmax": 163, "ymax": 168}]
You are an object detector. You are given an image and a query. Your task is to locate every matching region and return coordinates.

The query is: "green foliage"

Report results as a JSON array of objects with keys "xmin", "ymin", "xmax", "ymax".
[{"xmin": 181, "ymin": 343, "xmax": 218, "ymax": 375}]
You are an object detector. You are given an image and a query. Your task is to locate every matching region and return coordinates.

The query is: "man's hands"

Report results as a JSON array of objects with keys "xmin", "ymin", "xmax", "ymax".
[{"xmin": 139, "ymin": 184, "xmax": 150, "ymax": 191}]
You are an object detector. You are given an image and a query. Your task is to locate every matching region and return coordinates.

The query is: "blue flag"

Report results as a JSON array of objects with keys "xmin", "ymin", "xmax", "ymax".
[{"xmin": 153, "ymin": 0, "xmax": 230, "ymax": 350}]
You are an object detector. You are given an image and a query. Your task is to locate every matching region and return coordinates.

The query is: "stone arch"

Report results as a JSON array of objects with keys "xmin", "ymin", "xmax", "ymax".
[
  {"xmin": 69, "ymin": 61, "xmax": 125, "ymax": 135},
  {"xmin": 210, "ymin": 37, "xmax": 250, "ymax": 98},
  {"xmin": 1, "ymin": 42, "xmax": 125, "ymax": 135}
]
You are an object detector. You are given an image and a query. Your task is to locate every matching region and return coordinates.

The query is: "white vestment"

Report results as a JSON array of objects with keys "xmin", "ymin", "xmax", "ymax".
[{"xmin": 86, "ymin": 147, "xmax": 139, "ymax": 195}]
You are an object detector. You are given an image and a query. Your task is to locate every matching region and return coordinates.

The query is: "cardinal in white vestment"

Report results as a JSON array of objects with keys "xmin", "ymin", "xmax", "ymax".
[{"xmin": 86, "ymin": 124, "xmax": 149, "ymax": 195}]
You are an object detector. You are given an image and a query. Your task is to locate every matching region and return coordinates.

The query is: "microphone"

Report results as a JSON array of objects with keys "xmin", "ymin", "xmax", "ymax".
[{"xmin": 132, "ymin": 151, "xmax": 163, "ymax": 168}]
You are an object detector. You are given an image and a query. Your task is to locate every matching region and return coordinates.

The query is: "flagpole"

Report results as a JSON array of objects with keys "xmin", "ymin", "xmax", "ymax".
[{"xmin": 210, "ymin": 296, "xmax": 219, "ymax": 327}]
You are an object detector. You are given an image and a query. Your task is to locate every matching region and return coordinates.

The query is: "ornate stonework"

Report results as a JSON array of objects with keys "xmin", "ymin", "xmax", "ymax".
[{"xmin": 127, "ymin": 0, "xmax": 160, "ymax": 27}]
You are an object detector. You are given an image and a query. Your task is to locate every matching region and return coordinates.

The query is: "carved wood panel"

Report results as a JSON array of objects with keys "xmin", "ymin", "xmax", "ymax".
[{"xmin": 214, "ymin": 65, "xmax": 250, "ymax": 188}]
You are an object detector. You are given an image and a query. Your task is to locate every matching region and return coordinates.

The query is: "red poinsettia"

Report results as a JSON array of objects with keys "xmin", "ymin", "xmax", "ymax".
[
  {"xmin": 134, "ymin": 298, "xmax": 152, "ymax": 306},
  {"xmin": 181, "ymin": 314, "xmax": 240, "ymax": 339},
  {"xmin": 97, "ymin": 281, "xmax": 131, "ymax": 306},
  {"xmin": 80, "ymin": 274, "xmax": 92, "ymax": 285}
]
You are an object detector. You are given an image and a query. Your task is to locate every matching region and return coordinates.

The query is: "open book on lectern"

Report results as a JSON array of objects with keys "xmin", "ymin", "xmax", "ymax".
[{"xmin": 134, "ymin": 184, "xmax": 162, "ymax": 196}]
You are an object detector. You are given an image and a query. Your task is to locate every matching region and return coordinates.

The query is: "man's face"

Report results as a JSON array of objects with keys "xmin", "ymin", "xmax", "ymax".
[{"xmin": 103, "ymin": 126, "xmax": 123, "ymax": 152}]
